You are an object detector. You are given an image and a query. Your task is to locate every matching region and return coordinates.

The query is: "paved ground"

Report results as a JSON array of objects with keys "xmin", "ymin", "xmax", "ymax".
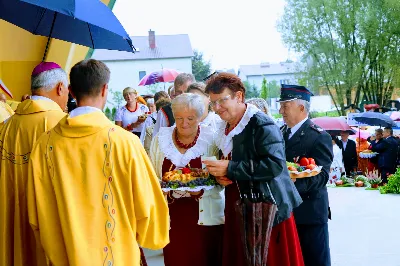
[{"xmin": 145, "ymin": 187, "xmax": 400, "ymax": 266}]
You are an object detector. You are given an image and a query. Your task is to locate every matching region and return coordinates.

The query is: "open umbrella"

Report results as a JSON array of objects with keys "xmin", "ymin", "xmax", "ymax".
[
  {"xmin": 311, "ymin": 117, "xmax": 355, "ymax": 135},
  {"xmin": 0, "ymin": 0, "xmax": 134, "ymax": 61},
  {"xmin": 138, "ymin": 69, "xmax": 180, "ymax": 86},
  {"xmin": 354, "ymin": 112, "xmax": 396, "ymax": 127},
  {"xmin": 0, "ymin": 79, "xmax": 13, "ymax": 99}
]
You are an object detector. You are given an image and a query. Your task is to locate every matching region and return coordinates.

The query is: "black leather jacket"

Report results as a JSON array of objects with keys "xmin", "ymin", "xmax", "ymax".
[{"xmin": 227, "ymin": 112, "xmax": 302, "ymax": 226}]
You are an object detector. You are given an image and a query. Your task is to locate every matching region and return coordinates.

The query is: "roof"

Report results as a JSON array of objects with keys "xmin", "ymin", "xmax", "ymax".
[
  {"xmin": 92, "ymin": 34, "xmax": 194, "ymax": 61},
  {"xmin": 239, "ymin": 62, "xmax": 297, "ymax": 77}
]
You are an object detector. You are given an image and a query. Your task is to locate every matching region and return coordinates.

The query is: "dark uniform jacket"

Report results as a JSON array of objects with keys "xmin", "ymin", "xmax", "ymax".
[
  {"xmin": 227, "ymin": 112, "xmax": 302, "ymax": 226},
  {"xmin": 281, "ymin": 119, "xmax": 333, "ymax": 225},
  {"xmin": 371, "ymin": 136, "xmax": 399, "ymax": 171},
  {"xmin": 336, "ymin": 138, "xmax": 357, "ymax": 173}
]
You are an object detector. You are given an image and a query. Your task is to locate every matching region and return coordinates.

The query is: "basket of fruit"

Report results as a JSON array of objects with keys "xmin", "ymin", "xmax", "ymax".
[
  {"xmin": 160, "ymin": 167, "xmax": 217, "ymax": 192},
  {"xmin": 286, "ymin": 157, "xmax": 322, "ymax": 179},
  {"xmin": 359, "ymin": 150, "xmax": 378, "ymax": 158}
]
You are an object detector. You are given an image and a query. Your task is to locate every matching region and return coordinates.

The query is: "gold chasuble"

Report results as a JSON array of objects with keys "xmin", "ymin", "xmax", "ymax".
[
  {"xmin": 0, "ymin": 99, "xmax": 66, "ymax": 266},
  {"xmin": 27, "ymin": 111, "xmax": 169, "ymax": 266}
]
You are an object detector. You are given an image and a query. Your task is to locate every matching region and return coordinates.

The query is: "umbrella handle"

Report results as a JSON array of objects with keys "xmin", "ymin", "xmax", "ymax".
[{"xmin": 42, "ymin": 12, "xmax": 58, "ymax": 62}]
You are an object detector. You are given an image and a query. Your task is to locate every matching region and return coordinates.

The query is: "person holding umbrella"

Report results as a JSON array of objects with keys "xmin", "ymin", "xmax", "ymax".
[
  {"xmin": 203, "ymin": 73, "xmax": 304, "ymax": 266},
  {"xmin": 279, "ymin": 84, "xmax": 333, "ymax": 266}
]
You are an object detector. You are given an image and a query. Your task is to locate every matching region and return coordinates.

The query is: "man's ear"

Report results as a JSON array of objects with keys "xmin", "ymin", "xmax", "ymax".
[
  {"xmin": 101, "ymin": 84, "xmax": 108, "ymax": 97},
  {"xmin": 57, "ymin": 82, "xmax": 65, "ymax": 96}
]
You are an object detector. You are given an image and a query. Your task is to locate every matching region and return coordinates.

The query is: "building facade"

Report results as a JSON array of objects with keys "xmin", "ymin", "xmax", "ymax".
[
  {"xmin": 238, "ymin": 62, "xmax": 298, "ymax": 90},
  {"xmin": 92, "ymin": 30, "xmax": 194, "ymax": 96}
]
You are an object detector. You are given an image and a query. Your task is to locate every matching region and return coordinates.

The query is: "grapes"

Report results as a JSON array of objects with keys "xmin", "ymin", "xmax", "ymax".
[{"xmin": 298, "ymin": 166, "xmax": 306, "ymax": 172}]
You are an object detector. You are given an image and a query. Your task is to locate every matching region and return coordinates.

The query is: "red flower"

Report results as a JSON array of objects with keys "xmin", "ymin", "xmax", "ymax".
[{"xmin": 182, "ymin": 168, "xmax": 191, "ymax": 174}]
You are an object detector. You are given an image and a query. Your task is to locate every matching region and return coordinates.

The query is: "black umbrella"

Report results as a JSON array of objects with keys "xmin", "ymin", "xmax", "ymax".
[
  {"xmin": 0, "ymin": 0, "xmax": 134, "ymax": 61},
  {"xmin": 354, "ymin": 112, "xmax": 396, "ymax": 127}
]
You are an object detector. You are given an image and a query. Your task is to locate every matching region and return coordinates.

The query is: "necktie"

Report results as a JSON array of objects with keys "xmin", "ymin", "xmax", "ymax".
[{"xmin": 284, "ymin": 127, "xmax": 291, "ymax": 142}]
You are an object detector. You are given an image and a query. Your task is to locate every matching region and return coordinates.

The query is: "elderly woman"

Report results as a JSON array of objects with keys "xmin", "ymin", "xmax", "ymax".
[
  {"xmin": 187, "ymin": 82, "xmax": 221, "ymax": 132},
  {"xmin": 115, "ymin": 87, "xmax": 149, "ymax": 137},
  {"xmin": 150, "ymin": 93, "xmax": 224, "ymax": 266},
  {"xmin": 246, "ymin": 97, "xmax": 273, "ymax": 117},
  {"xmin": 203, "ymin": 73, "xmax": 304, "ymax": 266}
]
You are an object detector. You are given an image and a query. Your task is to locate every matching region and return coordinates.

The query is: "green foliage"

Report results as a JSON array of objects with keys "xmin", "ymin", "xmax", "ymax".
[
  {"xmin": 104, "ymin": 107, "xmax": 112, "ymax": 120},
  {"xmin": 111, "ymin": 107, "xmax": 117, "ymax": 120},
  {"xmin": 309, "ymin": 111, "xmax": 340, "ymax": 118},
  {"xmin": 379, "ymin": 168, "xmax": 400, "ymax": 194},
  {"xmin": 260, "ymin": 77, "xmax": 268, "ymax": 99},
  {"xmin": 278, "ymin": 0, "xmax": 400, "ymax": 114},
  {"xmin": 243, "ymin": 81, "xmax": 259, "ymax": 99},
  {"xmin": 192, "ymin": 50, "xmax": 212, "ymax": 81}
]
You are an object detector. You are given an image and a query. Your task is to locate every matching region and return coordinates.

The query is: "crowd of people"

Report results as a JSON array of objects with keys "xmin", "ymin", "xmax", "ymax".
[
  {"xmin": 329, "ymin": 128, "xmax": 399, "ymax": 184},
  {"xmin": 0, "ymin": 59, "xmax": 336, "ymax": 266}
]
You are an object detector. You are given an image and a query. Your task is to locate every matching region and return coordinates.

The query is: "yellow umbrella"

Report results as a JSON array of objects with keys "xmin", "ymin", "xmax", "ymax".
[{"xmin": 0, "ymin": 101, "xmax": 15, "ymax": 123}]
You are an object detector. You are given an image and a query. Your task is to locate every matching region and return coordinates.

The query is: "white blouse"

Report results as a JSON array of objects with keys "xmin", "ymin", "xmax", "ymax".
[
  {"xmin": 115, "ymin": 104, "xmax": 149, "ymax": 133},
  {"xmin": 215, "ymin": 104, "xmax": 260, "ymax": 157},
  {"xmin": 200, "ymin": 112, "xmax": 222, "ymax": 133},
  {"xmin": 150, "ymin": 125, "xmax": 225, "ymax": 226}
]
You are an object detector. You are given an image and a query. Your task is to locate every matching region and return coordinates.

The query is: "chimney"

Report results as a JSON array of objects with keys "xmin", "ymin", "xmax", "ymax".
[{"xmin": 148, "ymin": 29, "xmax": 156, "ymax": 49}]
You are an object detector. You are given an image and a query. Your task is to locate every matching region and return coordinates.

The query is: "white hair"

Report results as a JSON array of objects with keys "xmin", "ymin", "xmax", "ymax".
[
  {"xmin": 171, "ymin": 93, "xmax": 205, "ymax": 118},
  {"xmin": 295, "ymin": 99, "xmax": 310, "ymax": 113},
  {"xmin": 31, "ymin": 68, "xmax": 68, "ymax": 92}
]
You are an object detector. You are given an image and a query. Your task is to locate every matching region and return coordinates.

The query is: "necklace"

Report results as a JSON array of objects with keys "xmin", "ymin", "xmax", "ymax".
[
  {"xmin": 175, "ymin": 126, "xmax": 200, "ymax": 149},
  {"xmin": 126, "ymin": 102, "xmax": 138, "ymax": 112},
  {"xmin": 225, "ymin": 122, "xmax": 239, "ymax": 136}
]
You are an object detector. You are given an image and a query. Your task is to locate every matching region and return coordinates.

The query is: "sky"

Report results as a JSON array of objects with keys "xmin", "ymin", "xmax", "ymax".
[{"xmin": 112, "ymin": 0, "xmax": 292, "ymax": 71}]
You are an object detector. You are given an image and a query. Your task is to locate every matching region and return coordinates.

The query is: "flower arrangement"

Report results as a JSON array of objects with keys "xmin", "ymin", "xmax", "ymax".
[{"xmin": 366, "ymin": 169, "xmax": 382, "ymax": 188}]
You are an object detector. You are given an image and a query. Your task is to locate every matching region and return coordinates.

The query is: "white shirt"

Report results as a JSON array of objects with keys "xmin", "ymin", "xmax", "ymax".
[
  {"xmin": 69, "ymin": 106, "xmax": 102, "ymax": 118},
  {"xmin": 115, "ymin": 104, "xmax": 149, "ymax": 133},
  {"xmin": 31, "ymin": 95, "xmax": 54, "ymax": 102},
  {"xmin": 341, "ymin": 139, "xmax": 348, "ymax": 150},
  {"xmin": 288, "ymin": 117, "xmax": 308, "ymax": 139},
  {"xmin": 140, "ymin": 112, "xmax": 157, "ymax": 144},
  {"xmin": 153, "ymin": 110, "xmax": 168, "ymax": 137}
]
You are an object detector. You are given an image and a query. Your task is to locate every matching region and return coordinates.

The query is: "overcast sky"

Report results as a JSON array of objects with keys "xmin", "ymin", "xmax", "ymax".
[{"xmin": 113, "ymin": 0, "xmax": 292, "ymax": 70}]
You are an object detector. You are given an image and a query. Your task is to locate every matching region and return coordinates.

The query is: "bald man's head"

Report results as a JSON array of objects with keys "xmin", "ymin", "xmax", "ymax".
[{"xmin": 0, "ymin": 93, "xmax": 6, "ymax": 103}]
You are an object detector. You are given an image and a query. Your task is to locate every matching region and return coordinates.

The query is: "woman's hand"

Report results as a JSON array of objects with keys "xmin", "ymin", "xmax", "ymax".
[
  {"xmin": 203, "ymin": 160, "xmax": 229, "ymax": 177},
  {"xmin": 215, "ymin": 176, "xmax": 233, "ymax": 186}
]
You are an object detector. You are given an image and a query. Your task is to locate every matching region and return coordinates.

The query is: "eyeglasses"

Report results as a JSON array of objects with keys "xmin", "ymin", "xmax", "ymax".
[{"xmin": 209, "ymin": 94, "xmax": 232, "ymax": 109}]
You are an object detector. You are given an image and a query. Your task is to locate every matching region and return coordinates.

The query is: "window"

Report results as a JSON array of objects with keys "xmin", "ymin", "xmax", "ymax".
[{"xmin": 139, "ymin": 71, "xmax": 146, "ymax": 80}]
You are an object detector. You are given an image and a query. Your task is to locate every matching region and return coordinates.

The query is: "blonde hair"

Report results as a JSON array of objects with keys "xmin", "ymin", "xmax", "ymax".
[{"xmin": 123, "ymin": 87, "xmax": 137, "ymax": 96}]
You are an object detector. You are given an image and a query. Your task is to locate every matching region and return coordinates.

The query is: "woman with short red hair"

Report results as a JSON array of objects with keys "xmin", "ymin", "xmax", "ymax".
[{"xmin": 203, "ymin": 72, "xmax": 304, "ymax": 266}]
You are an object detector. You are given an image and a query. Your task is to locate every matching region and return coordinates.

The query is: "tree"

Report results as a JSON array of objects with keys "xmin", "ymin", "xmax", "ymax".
[
  {"xmin": 278, "ymin": 0, "xmax": 400, "ymax": 115},
  {"xmin": 192, "ymin": 50, "xmax": 212, "ymax": 81},
  {"xmin": 106, "ymin": 89, "xmax": 125, "ymax": 109},
  {"xmin": 243, "ymin": 81, "xmax": 259, "ymax": 99},
  {"xmin": 260, "ymin": 77, "xmax": 268, "ymax": 99}
]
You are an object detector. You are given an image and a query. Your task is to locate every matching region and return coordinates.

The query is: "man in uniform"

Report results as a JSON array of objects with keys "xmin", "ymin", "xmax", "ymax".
[{"xmin": 279, "ymin": 84, "xmax": 333, "ymax": 266}]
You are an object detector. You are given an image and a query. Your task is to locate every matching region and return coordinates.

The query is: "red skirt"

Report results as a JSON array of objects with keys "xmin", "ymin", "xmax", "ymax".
[
  {"xmin": 222, "ymin": 184, "xmax": 304, "ymax": 266},
  {"xmin": 163, "ymin": 195, "xmax": 223, "ymax": 266}
]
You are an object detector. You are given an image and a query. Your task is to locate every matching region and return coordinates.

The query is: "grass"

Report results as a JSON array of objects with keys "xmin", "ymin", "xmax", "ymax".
[{"xmin": 365, "ymin": 187, "xmax": 379, "ymax": 190}]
